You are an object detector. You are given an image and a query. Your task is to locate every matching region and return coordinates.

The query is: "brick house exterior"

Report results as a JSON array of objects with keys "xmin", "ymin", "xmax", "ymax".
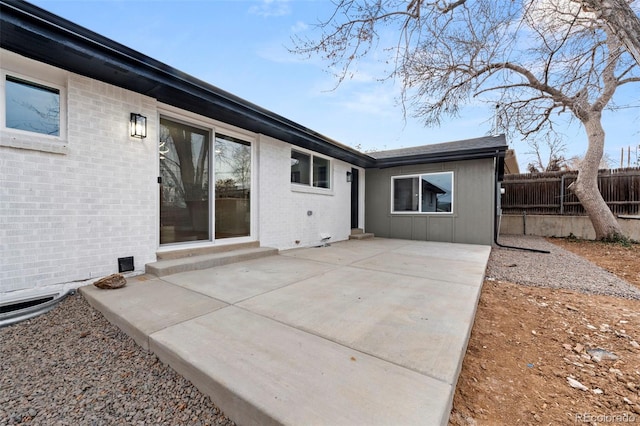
[{"xmin": 0, "ymin": 1, "xmax": 506, "ymax": 304}]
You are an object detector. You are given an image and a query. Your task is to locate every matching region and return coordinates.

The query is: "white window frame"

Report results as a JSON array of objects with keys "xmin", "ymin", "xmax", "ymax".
[
  {"xmin": 0, "ymin": 66, "xmax": 68, "ymax": 154},
  {"xmin": 390, "ymin": 171, "xmax": 454, "ymax": 214},
  {"xmin": 290, "ymin": 148, "xmax": 333, "ymax": 194}
]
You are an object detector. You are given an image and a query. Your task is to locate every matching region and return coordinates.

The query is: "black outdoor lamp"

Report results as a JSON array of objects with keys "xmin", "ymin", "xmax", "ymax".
[{"xmin": 130, "ymin": 113, "xmax": 147, "ymax": 138}]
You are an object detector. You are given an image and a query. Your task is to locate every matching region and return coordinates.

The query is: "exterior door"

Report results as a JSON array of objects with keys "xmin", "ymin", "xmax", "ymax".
[
  {"xmin": 350, "ymin": 168, "xmax": 359, "ymax": 229},
  {"xmin": 159, "ymin": 117, "xmax": 210, "ymax": 244}
]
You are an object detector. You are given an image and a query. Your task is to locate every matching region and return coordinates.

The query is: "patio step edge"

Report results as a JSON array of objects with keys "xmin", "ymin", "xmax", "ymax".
[
  {"xmin": 349, "ymin": 232, "xmax": 375, "ymax": 240},
  {"xmin": 150, "ymin": 333, "xmax": 280, "ymax": 426},
  {"xmin": 156, "ymin": 241, "xmax": 260, "ymax": 260},
  {"xmin": 146, "ymin": 247, "xmax": 278, "ymax": 277}
]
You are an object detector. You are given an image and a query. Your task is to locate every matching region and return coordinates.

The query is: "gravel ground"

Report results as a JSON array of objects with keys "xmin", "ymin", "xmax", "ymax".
[
  {"xmin": 490, "ymin": 235, "xmax": 640, "ymax": 300},
  {"xmin": 3, "ymin": 235, "xmax": 638, "ymax": 425},
  {"xmin": 0, "ymin": 292, "xmax": 235, "ymax": 426}
]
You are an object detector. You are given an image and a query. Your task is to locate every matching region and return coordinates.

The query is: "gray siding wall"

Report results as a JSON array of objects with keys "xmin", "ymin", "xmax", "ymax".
[{"xmin": 365, "ymin": 158, "xmax": 496, "ymax": 245}]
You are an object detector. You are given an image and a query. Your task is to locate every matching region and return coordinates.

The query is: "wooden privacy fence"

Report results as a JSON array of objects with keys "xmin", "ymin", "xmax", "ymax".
[{"xmin": 501, "ymin": 168, "xmax": 640, "ymax": 216}]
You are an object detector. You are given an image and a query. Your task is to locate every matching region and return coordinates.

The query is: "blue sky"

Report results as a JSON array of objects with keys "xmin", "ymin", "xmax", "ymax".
[{"xmin": 29, "ymin": 0, "xmax": 640, "ymax": 169}]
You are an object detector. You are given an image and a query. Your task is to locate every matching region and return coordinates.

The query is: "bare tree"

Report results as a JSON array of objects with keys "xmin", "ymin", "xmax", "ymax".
[
  {"xmin": 399, "ymin": 0, "xmax": 640, "ymax": 66},
  {"xmin": 526, "ymin": 134, "xmax": 569, "ymax": 172},
  {"xmin": 566, "ymin": 152, "xmax": 614, "ymax": 169},
  {"xmin": 293, "ymin": 0, "xmax": 640, "ymax": 239},
  {"xmin": 575, "ymin": 0, "xmax": 640, "ymax": 66},
  {"xmin": 160, "ymin": 122, "xmax": 209, "ymax": 203}
]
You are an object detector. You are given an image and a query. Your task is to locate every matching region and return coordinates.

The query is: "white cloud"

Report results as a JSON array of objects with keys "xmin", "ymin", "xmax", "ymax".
[
  {"xmin": 525, "ymin": 0, "xmax": 597, "ymax": 33},
  {"xmin": 290, "ymin": 20, "xmax": 309, "ymax": 33},
  {"xmin": 255, "ymin": 42, "xmax": 310, "ymax": 64},
  {"xmin": 336, "ymin": 83, "xmax": 399, "ymax": 117},
  {"xmin": 249, "ymin": 0, "xmax": 291, "ymax": 17}
]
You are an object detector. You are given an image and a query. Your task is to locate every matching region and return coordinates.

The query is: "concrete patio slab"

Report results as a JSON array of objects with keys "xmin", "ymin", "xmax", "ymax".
[
  {"xmin": 279, "ymin": 237, "xmax": 412, "ymax": 265},
  {"xmin": 80, "ymin": 238, "xmax": 491, "ymax": 425},
  {"xmin": 80, "ymin": 275, "xmax": 227, "ymax": 350},
  {"xmin": 337, "ymin": 237, "xmax": 416, "ymax": 250},
  {"xmin": 393, "ymin": 240, "xmax": 492, "ymax": 263},
  {"xmin": 150, "ymin": 306, "xmax": 452, "ymax": 426},
  {"xmin": 237, "ymin": 266, "xmax": 482, "ymax": 383},
  {"xmin": 352, "ymin": 251, "xmax": 489, "ymax": 285},
  {"xmin": 162, "ymin": 256, "xmax": 337, "ymax": 304}
]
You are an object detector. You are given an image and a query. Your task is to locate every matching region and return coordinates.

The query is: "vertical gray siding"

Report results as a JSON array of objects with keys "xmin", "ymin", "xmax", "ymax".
[{"xmin": 365, "ymin": 159, "xmax": 496, "ymax": 245}]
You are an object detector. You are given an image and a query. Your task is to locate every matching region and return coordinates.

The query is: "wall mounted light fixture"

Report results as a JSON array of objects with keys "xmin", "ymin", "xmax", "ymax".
[
  {"xmin": 346, "ymin": 171, "xmax": 353, "ymax": 182},
  {"xmin": 130, "ymin": 113, "xmax": 147, "ymax": 138}
]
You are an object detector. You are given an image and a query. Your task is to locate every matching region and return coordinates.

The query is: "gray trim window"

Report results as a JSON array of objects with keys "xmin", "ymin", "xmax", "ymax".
[
  {"xmin": 5, "ymin": 75, "xmax": 60, "ymax": 137},
  {"xmin": 291, "ymin": 149, "xmax": 331, "ymax": 189},
  {"xmin": 391, "ymin": 172, "xmax": 453, "ymax": 214}
]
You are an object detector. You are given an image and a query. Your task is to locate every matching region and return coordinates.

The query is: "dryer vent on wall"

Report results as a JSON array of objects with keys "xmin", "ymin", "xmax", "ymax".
[{"xmin": 118, "ymin": 256, "xmax": 134, "ymax": 273}]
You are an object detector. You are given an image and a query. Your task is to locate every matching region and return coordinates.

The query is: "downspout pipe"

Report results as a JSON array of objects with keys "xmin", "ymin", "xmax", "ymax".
[{"xmin": 493, "ymin": 154, "xmax": 550, "ymax": 254}]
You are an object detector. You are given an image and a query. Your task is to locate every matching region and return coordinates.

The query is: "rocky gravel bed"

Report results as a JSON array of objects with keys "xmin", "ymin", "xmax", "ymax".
[
  {"xmin": 489, "ymin": 235, "xmax": 640, "ymax": 300},
  {"xmin": 0, "ymin": 292, "xmax": 235, "ymax": 426}
]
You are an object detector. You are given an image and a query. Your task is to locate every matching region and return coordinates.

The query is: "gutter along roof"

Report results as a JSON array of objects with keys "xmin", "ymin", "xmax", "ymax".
[
  {"xmin": 1, "ymin": 0, "xmax": 507, "ymax": 169},
  {"xmin": 369, "ymin": 135, "xmax": 508, "ymax": 168}
]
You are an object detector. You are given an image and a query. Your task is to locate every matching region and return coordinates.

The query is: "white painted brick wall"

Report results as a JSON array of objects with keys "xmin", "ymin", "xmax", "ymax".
[
  {"xmin": 1, "ymin": 52, "xmax": 366, "ymax": 298},
  {"xmin": 1, "ymin": 69, "xmax": 158, "ymax": 295},
  {"xmin": 257, "ymin": 135, "xmax": 360, "ymax": 250}
]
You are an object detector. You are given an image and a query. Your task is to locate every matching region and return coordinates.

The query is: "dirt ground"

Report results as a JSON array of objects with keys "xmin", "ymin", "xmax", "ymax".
[
  {"xmin": 549, "ymin": 238, "xmax": 640, "ymax": 289},
  {"xmin": 450, "ymin": 239, "xmax": 640, "ymax": 425}
]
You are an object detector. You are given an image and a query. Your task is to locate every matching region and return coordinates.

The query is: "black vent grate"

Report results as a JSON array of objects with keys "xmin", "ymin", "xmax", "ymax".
[{"xmin": 118, "ymin": 256, "xmax": 134, "ymax": 273}]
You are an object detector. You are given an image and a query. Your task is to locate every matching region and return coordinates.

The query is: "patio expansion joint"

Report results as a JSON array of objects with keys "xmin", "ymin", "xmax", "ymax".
[
  {"xmin": 232, "ymin": 304, "xmax": 456, "ymax": 387},
  {"xmin": 135, "ymin": 278, "xmax": 231, "ymax": 339},
  {"xmin": 146, "ymin": 306, "xmax": 226, "ymax": 341},
  {"xmin": 227, "ymin": 267, "xmax": 342, "ymax": 305},
  {"xmin": 348, "ymin": 262, "xmax": 489, "ymax": 288},
  {"xmin": 155, "ymin": 276, "xmax": 230, "ymax": 306},
  {"xmin": 280, "ymin": 243, "xmax": 413, "ymax": 268}
]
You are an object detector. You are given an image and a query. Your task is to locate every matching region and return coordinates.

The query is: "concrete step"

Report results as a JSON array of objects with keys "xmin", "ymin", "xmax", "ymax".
[
  {"xmin": 146, "ymin": 247, "xmax": 278, "ymax": 277},
  {"xmin": 350, "ymin": 228, "xmax": 364, "ymax": 235},
  {"xmin": 349, "ymin": 232, "xmax": 375, "ymax": 240},
  {"xmin": 156, "ymin": 241, "xmax": 260, "ymax": 260}
]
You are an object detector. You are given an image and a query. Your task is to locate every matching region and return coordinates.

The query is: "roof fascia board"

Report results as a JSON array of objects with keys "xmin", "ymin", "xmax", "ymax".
[
  {"xmin": 372, "ymin": 147, "xmax": 507, "ymax": 169},
  {"xmin": 1, "ymin": 1, "xmax": 508, "ymax": 170},
  {"xmin": 1, "ymin": 0, "xmax": 375, "ymax": 167}
]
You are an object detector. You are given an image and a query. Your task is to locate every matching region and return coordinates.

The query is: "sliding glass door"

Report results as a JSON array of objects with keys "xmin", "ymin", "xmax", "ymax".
[
  {"xmin": 159, "ymin": 118, "xmax": 210, "ymax": 244},
  {"xmin": 159, "ymin": 117, "xmax": 252, "ymax": 245},
  {"xmin": 214, "ymin": 134, "xmax": 251, "ymax": 239}
]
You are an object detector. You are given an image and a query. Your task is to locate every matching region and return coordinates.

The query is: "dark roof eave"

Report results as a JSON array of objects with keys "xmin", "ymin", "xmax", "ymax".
[
  {"xmin": 0, "ymin": 1, "xmax": 508, "ymax": 170},
  {"xmin": 0, "ymin": 0, "xmax": 375, "ymax": 168},
  {"xmin": 371, "ymin": 147, "xmax": 507, "ymax": 169}
]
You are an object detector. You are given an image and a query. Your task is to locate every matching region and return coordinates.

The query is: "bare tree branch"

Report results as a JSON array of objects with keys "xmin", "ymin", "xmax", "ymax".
[
  {"xmin": 290, "ymin": 0, "xmax": 640, "ymax": 239},
  {"xmin": 575, "ymin": 0, "xmax": 640, "ymax": 66}
]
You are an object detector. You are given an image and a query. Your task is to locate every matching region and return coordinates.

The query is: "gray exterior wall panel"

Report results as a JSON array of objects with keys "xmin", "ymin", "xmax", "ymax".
[
  {"xmin": 412, "ymin": 217, "xmax": 429, "ymax": 241},
  {"xmin": 428, "ymin": 216, "xmax": 454, "ymax": 242},
  {"xmin": 365, "ymin": 158, "xmax": 495, "ymax": 245},
  {"xmin": 389, "ymin": 217, "xmax": 414, "ymax": 240}
]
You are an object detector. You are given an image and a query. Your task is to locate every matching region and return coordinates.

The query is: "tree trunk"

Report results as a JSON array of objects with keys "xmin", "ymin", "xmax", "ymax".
[
  {"xmin": 578, "ymin": 0, "xmax": 640, "ymax": 67},
  {"xmin": 568, "ymin": 112, "xmax": 623, "ymax": 239}
]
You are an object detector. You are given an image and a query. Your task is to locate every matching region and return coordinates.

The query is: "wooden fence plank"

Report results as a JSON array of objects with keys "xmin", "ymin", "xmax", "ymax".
[{"xmin": 501, "ymin": 168, "xmax": 640, "ymax": 216}]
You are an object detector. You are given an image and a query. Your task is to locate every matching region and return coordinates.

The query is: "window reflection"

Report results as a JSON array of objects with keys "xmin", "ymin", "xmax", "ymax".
[
  {"xmin": 392, "ymin": 172, "xmax": 453, "ymax": 213},
  {"xmin": 215, "ymin": 134, "xmax": 251, "ymax": 239},
  {"xmin": 159, "ymin": 118, "xmax": 210, "ymax": 244},
  {"xmin": 5, "ymin": 76, "xmax": 60, "ymax": 136}
]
